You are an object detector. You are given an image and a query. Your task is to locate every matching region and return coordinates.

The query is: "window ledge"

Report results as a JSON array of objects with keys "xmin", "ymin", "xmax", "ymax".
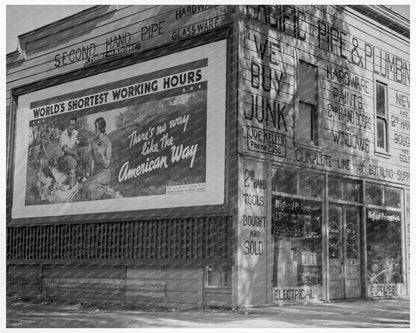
[{"xmin": 374, "ymin": 150, "xmax": 391, "ymax": 159}]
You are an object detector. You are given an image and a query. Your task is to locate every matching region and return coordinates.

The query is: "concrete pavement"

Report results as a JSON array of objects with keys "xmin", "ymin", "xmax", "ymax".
[{"xmin": 6, "ymin": 296, "xmax": 410, "ymax": 328}]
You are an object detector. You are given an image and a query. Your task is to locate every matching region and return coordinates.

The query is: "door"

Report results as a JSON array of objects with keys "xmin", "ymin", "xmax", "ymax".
[{"xmin": 328, "ymin": 205, "xmax": 361, "ymax": 299}]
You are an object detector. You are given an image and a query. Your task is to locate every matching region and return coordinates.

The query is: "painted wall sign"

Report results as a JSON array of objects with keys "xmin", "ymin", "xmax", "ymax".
[
  {"xmin": 89, "ymin": 30, "xmax": 140, "ymax": 64},
  {"xmin": 12, "ymin": 40, "xmax": 227, "ymax": 219},
  {"xmin": 240, "ymin": 163, "xmax": 267, "ymax": 256},
  {"xmin": 46, "ymin": 6, "xmax": 230, "ymax": 69},
  {"xmin": 239, "ymin": 5, "xmax": 410, "ymax": 187},
  {"xmin": 246, "ymin": 126, "xmax": 287, "ymax": 157},
  {"xmin": 273, "ymin": 287, "xmax": 316, "ymax": 302},
  {"xmin": 237, "ymin": 158, "xmax": 268, "ymax": 306},
  {"xmin": 274, "ymin": 288, "xmax": 314, "ymax": 301},
  {"xmin": 54, "ymin": 43, "xmax": 97, "ymax": 68},
  {"xmin": 245, "ymin": 5, "xmax": 410, "ymax": 86},
  {"xmin": 368, "ymin": 284, "xmax": 398, "ymax": 297}
]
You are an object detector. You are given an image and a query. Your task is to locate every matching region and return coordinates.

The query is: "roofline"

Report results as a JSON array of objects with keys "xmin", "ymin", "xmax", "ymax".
[
  {"xmin": 17, "ymin": 5, "xmax": 102, "ymax": 40},
  {"xmin": 7, "ymin": 4, "xmax": 409, "ymax": 59},
  {"xmin": 348, "ymin": 5, "xmax": 410, "ymax": 39}
]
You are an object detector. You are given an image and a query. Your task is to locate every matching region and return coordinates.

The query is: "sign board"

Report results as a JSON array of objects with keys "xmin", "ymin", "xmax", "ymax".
[
  {"xmin": 239, "ymin": 5, "xmax": 410, "ymax": 186},
  {"xmin": 271, "ymin": 196, "xmax": 322, "ymax": 238},
  {"xmin": 12, "ymin": 40, "xmax": 227, "ymax": 219},
  {"xmin": 237, "ymin": 157, "xmax": 269, "ymax": 306}
]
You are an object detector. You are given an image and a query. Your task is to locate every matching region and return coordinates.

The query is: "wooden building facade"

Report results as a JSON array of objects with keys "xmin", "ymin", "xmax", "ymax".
[{"xmin": 6, "ymin": 5, "xmax": 410, "ymax": 307}]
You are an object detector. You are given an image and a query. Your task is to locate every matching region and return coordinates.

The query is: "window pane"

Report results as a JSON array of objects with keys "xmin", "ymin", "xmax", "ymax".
[
  {"xmin": 376, "ymin": 83, "xmax": 386, "ymax": 117},
  {"xmin": 272, "ymin": 168, "xmax": 297, "ymax": 195},
  {"xmin": 343, "ymin": 179, "xmax": 362, "ymax": 202},
  {"xmin": 207, "ymin": 265, "xmax": 231, "ymax": 287},
  {"xmin": 377, "ymin": 118, "xmax": 386, "ymax": 149},
  {"xmin": 385, "ymin": 188, "xmax": 401, "ymax": 208},
  {"xmin": 298, "ymin": 102, "xmax": 313, "ymax": 141},
  {"xmin": 366, "ymin": 183, "xmax": 383, "ymax": 206},
  {"xmin": 299, "ymin": 172, "xmax": 322, "ymax": 198},
  {"xmin": 299, "ymin": 63, "xmax": 315, "ymax": 103},
  {"xmin": 328, "ymin": 175, "xmax": 342, "ymax": 200}
]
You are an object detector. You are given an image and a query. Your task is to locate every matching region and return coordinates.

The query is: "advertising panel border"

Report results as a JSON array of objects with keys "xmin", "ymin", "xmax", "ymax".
[{"xmin": 11, "ymin": 40, "xmax": 227, "ymax": 220}]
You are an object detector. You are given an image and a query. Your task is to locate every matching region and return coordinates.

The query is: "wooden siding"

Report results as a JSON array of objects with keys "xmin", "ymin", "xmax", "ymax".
[
  {"xmin": 7, "ymin": 264, "xmax": 230, "ymax": 307},
  {"xmin": 239, "ymin": 5, "xmax": 410, "ymax": 187}
]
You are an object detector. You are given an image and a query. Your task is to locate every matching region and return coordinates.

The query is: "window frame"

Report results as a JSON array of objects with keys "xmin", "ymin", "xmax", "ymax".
[
  {"xmin": 365, "ymin": 182, "xmax": 402, "ymax": 210},
  {"xmin": 296, "ymin": 61, "xmax": 319, "ymax": 146},
  {"xmin": 375, "ymin": 81, "xmax": 390, "ymax": 155},
  {"xmin": 328, "ymin": 175, "xmax": 363, "ymax": 204},
  {"xmin": 272, "ymin": 166, "xmax": 324, "ymax": 200}
]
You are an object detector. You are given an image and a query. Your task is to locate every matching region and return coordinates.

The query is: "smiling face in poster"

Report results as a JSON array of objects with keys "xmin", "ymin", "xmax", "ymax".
[{"xmin": 12, "ymin": 40, "xmax": 226, "ymax": 219}]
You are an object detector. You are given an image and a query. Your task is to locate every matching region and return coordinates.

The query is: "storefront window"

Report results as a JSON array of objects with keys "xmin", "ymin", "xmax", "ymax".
[
  {"xmin": 299, "ymin": 172, "xmax": 322, "ymax": 199},
  {"xmin": 329, "ymin": 176, "xmax": 362, "ymax": 202},
  {"xmin": 328, "ymin": 176, "xmax": 342, "ymax": 200},
  {"xmin": 343, "ymin": 179, "xmax": 361, "ymax": 202},
  {"xmin": 272, "ymin": 168, "xmax": 322, "ymax": 198},
  {"xmin": 385, "ymin": 188, "xmax": 401, "ymax": 208},
  {"xmin": 366, "ymin": 209, "xmax": 403, "ymax": 284},
  {"xmin": 272, "ymin": 168, "xmax": 297, "ymax": 195},
  {"xmin": 365, "ymin": 183, "xmax": 383, "ymax": 206},
  {"xmin": 272, "ymin": 196, "xmax": 322, "ymax": 287}
]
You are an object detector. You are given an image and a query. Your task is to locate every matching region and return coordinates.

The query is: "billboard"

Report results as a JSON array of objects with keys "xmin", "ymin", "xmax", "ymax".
[{"xmin": 12, "ymin": 40, "xmax": 226, "ymax": 219}]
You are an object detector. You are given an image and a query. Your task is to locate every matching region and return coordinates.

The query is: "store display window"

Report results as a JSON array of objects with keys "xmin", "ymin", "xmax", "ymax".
[
  {"xmin": 271, "ymin": 168, "xmax": 322, "ymax": 287},
  {"xmin": 366, "ymin": 185, "xmax": 403, "ymax": 284},
  {"xmin": 329, "ymin": 175, "xmax": 362, "ymax": 203}
]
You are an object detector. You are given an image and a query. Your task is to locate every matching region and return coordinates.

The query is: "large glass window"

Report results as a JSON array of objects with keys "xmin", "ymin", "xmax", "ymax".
[
  {"xmin": 365, "ymin": 183, "xmax": 383, "ymax": 206},
  {"xmin": 328, "ymin": 175, "xmax": 362, "ymax": 203},
  {"xmin": 366, "ymin": 184, "xmax": 403, "ymax": 285},
  {"xmin": 297, "ymin": 62, "xmax": 318, "ymax": 145},
  {"xmin": 272, "ymin": 168, "xmax": 297, "ymax": 195},
  {"xmin": 272, "ymin": 196, "xmax": 322, "ymax": 287},
  {"xmin": 272, "ymin": 168, "xmax": 322, "ymax": 199},
  {"xmin": 365, "ymin": 184, "xmax": 401, "ymax": 208},
  {"xmin": 271, "ymin": 168, "xmax": 322, "ymax": 289},
  {"xmin": 385, "ymin": 188, "xmax": 401, "ymax": 208},
  {"xmin": 366, "ymin": 209, "xmax": 403, "ymax": 284}
]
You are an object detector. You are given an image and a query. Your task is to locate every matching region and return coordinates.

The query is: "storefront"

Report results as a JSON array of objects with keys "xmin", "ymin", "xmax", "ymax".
[
  {"xmin": 238, "ymin": 5, "xmax": 410, "ymax": 306},
  {"xmin": 7, "ymin": 5, "xmax": 409, "ymax": 308}
]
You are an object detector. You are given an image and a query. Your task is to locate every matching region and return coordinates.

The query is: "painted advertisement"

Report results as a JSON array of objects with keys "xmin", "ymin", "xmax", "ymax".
[
  {"xmin": 239, "ymin": 5, "xmax": 410, "ymax": 186},
  {"xmin": 12, "ymin": 40, "xmax": 226, "ymax": 219},
  {"xmin": 237, "ymin": 157, "xmax": 269, "ymax": 306}
]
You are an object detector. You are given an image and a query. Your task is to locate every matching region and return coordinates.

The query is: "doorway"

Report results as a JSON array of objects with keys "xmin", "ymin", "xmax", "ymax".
[{"xmin": 328, "ymin": 205, "xmax": 361, "ymax": 299}]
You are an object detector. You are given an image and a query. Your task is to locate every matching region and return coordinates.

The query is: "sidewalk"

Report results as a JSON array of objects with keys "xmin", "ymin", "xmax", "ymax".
[{"xmin": 6, "ymin": 296, "xmax": 410, "ymax": 328}]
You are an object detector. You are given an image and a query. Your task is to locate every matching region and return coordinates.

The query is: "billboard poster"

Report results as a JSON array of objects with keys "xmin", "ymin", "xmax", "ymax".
[{"xmin": 12, "ymin": 40, "xmax": 226, "ymax": 219}]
